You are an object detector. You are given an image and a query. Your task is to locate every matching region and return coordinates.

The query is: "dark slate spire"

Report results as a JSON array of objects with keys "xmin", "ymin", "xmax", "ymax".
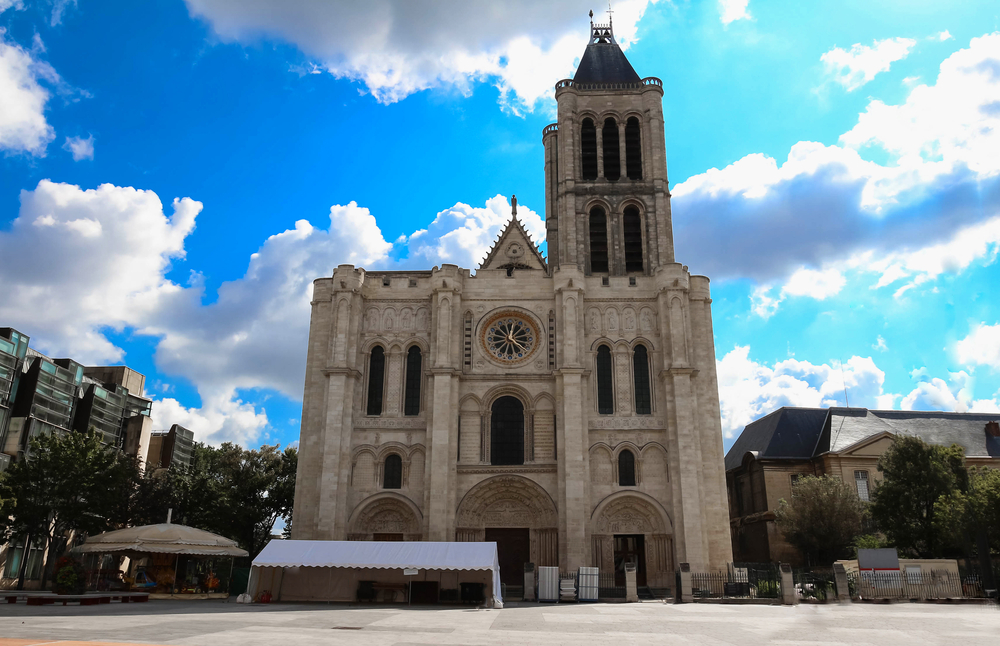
[{"xmin": 573, "ymin": 8, "xmax": 641, "ymax": 84}]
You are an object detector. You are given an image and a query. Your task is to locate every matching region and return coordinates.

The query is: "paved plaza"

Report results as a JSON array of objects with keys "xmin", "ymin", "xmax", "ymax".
[{"xmin": 1, "ymin": 600, "xmax": 998, "ymax": 645}]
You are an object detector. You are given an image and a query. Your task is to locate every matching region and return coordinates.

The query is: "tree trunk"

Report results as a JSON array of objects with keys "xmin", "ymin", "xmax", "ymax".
[
  {"xmin": 15, "ymin": 531, "xmax": 31, "ymax": 591},
  {"xmin": 977, "ymin": 529, "xmax": 996, "ymax": 594}
]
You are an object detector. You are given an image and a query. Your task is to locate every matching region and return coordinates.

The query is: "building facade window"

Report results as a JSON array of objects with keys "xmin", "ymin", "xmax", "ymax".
[
  {"xmin": 855, "ymin": 470, "xmax": 870, "ymax": 502},
  {"xmin": 602, "ymin": 118, "xmax": 620, "ymax": 180},
  {"xmin": 581, "ymin": 118, "xmax": 598, "ymax": 180},
  {"xmin": 633, "ymin": 344, "xmax": 651, "ymax": 414},
  {"xmin": 618, "ymin": 449, "xmax": 636, "ymax": 486},
  {"xmin": 596, "ymin": 345, "xmax": 614, "ymax": 414},
  {"xmin": 383, "ymin": 453, "xmax": 402, "ymax": 489},
  {"xmin": 623, "ymin": 206, "xmax": 643, "ymax": 273},
  {"xmin": 491, "ymin": 396, "xmax": 524, "ymax": 465},
  {"xmin": 404, "ymin": 346, "xmax": 422, "ymax": 415},
  {"xmin": 589, "ymin": 206, "xmax": 609, "ymax": 273},
  {"xmin": 625, "ymin": 117, "xmax": 642, "ymax": 179},
  {"xmin": 366, "ymin": 345, "xmax": 385, "ymax": 416}
]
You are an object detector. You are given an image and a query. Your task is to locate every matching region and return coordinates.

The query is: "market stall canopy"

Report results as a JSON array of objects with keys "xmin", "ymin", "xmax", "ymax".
[
  {"xmin": 251, "ymin": 540, "xmax": 502, "ymax": 605},
  {"xmin": 72, "ymin": 523, "xmax": 248, "ymax": 557}
]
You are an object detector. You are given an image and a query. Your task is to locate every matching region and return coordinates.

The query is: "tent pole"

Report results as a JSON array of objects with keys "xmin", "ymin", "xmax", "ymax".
[
  {"xmin": 227, "ymin": 558, "xmax": 234, "ymax": 597},
  {"xmin": 172, "ymin": 555, "xmax": 180, "ymax": 595}
]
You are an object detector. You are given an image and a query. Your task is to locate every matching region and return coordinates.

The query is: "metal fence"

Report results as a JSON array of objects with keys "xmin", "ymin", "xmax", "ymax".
[
  {"xmin": 793, "ymin": 569, "xmax": 838, "ymax": 602},
  {"xmin": 848, "ymin": 570, "xmax": 962, "ymax": 601},
  {"xmin": 690, "ymin": 564, "xmax": 781, "ymax": 599},
  {"xmin": 597, "ymin": 571, "xmax": 625, "ymax": 599}
]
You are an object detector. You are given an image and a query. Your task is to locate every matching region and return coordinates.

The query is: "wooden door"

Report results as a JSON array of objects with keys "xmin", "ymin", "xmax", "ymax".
[
  {"xmin": 614, "ymin": 534, "xmax": 647, "ymax": 587},
  {"xmin": 485, "ymin": 527, "xmax": 530, "ymax": 587}
]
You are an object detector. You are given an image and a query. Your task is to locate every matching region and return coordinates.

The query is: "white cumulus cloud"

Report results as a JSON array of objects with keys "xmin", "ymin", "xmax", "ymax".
[
  {"xmin": 184, "ymin": 0, "xmax": 658, "ymax": 112},
  {"xmin": 718, "ymin": 0, "xmax": 751, "ymax": 26},
  {"xmin": 62, "ymin": 134, "xmax": 94, "ymax": 160},
  {"xmin": 821, "ymin": 37, "xmax": 916, "ymax": 91},
  {"xmin": 0, "ymin": 29, "xmax": 58, "ymax": 156},
  {"xmin": 716, "ymin": 346, "xmax": 890, "ymax": 438},
  {"xmin": 673, "ymin": 33, "xmax": 1000, "ymax": 315},
  {"xmin": 956, "ymin": 322, "xmax": 1000, "ymax": 369}
]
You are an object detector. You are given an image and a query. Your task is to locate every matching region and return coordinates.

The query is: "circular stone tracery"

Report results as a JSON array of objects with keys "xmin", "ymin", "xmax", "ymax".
[{"xmin": 480, "ymin": 311, "xmax": 539, "ymax": 365}]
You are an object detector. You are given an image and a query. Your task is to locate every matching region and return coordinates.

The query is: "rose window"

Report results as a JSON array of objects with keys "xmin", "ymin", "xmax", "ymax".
[{"xmin": 481, "ymin": 312, "xmax": 539, "ymax": 365}]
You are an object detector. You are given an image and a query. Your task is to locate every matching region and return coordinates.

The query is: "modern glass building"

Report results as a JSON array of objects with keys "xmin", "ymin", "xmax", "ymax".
[{"xmin": 0, "ymin": 328, "xmax": 30, "ymax": 472}]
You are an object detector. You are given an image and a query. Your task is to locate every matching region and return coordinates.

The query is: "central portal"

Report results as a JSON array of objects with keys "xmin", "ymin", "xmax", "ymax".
[
  {"xmin": 614, "ymin": 534, "xmax": 647, "ymax": 586},
  {"xmin": 485, "ymin": 527, "xmax": 530, "ymax": 589}
]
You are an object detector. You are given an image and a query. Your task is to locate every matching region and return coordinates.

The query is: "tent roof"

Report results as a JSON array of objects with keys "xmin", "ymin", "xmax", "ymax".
[
  {"xmin": 72, "ymin": 523, "xmax": 248, "ymax": 557},
  {"xmin": 253, "ymin": 540, "xmax": 498, "ymax": 571}
]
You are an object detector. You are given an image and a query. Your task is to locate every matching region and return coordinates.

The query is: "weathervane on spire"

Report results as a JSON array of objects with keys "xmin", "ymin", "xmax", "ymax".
[{"xmin": 607, "ymin": 2, "xmax": 614, "ymax": 26}]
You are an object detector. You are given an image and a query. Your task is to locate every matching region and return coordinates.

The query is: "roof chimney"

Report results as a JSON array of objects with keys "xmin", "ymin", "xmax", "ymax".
[{"xmin": 987, "ymin": 421, "xmax": 1000, "ymax": 438}]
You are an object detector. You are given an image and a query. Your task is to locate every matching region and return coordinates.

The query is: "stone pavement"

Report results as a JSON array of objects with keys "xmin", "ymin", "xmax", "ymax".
[{"xmin": 1, "ymin": 600, "xmax": 998, "ymax": 645}]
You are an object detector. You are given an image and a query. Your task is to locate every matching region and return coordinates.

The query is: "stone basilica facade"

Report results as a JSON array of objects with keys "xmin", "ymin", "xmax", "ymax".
[{"xmin": 292, "ymin": 20, "xmax": 733, "ymax": 588}]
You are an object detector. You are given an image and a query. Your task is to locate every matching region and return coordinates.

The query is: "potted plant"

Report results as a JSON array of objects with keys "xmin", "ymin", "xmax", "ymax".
[{"xmin": 52, "ymin": 556, "xmax": 86, "ymax": 595}]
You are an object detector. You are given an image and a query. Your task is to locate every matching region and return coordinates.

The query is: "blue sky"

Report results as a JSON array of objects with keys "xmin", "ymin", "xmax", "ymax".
[{"xmin": 1, "ymin": 0, "xmax": 998, "ymax": 453}]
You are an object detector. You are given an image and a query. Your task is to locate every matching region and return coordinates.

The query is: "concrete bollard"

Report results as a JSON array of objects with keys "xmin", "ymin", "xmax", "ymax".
[
  {"xmin": 832, "ymin": 563, "xmax": 851, "ymax": 602},
  {"xmin": 625, "ymin": 562, "xmax": 639, "ymax": 602},
  {"xmin": 523, "ymin": 563, "xmax": 535, "ymax": 601},
  {"xmin": 677, "ymin": 563, "xmax": 693, "ymax": 603},
  {"xmin": 779, "ymin": 563, "xmax": 797, "ymax": 605}
]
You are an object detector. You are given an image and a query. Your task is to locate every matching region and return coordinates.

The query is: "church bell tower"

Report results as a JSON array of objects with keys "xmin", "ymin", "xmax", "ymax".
[{"xmin": 543, "ymin": 13, "xmax": 672, "ymax": 276}]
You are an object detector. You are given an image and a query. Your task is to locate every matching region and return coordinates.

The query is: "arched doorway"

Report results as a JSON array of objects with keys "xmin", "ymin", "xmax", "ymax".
[
  {"xmin": 590, "ymin": 493, "xmax": 674, "ymax": 589},
  {"xmin": 455, "ymin": 476, "xmax": 558, "ymax": 591},
  {"xmin": 347, "ymin": 494, "xmax": 423, "ymax": 541}
]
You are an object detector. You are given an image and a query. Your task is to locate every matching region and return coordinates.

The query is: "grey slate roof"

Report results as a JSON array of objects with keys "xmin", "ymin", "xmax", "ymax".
[
  {"xmin": 724, "ymin": 407, "xmax": 829, "ymax": 471},
  {"xmin": 573, "ymin": 36, "xmax": 641, "ymax": 84},
  {"xmin": 725, "ymin": 406, "xmax": 1000, "ymax": 471}
]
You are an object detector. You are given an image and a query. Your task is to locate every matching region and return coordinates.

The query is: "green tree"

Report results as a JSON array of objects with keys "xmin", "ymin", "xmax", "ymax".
[
  {"xmin": 934, "ymin": 466, "xmax": 1000, "ymax": 589},
  {"xmin": 870, "ymin": 435, "xmax": 967, "ymax": 557},
  {"xmin": 0, "ymin": 430, "xmax": 135, "ymax": 588},
  {"xmin": 129, "ymin": 442, "xmax": 297, "ymax": 559},
  {"xmin": 775, "ymin": 475, "xmax": 867, "ymax": 565},
  {"xmin": 200, "ymin": 443, "xmax": 297, "ymax": 559}
]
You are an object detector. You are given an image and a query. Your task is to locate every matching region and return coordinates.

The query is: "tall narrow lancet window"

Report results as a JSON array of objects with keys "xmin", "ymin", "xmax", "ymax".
[
  {"xmin": 596, "ymin": 345, "xmax": 614, "ymax": 414},
  {"xmin": 491, "ymin": 396, "xmax": 524, "ymax": 465},
  {"xmin": 623, "ymin": 206, "xmax": 643, "ymax": 273},
  {"xmin": 625, "ymin": 117, "xmax": 642, "ymax": 180},
  {"xmin": 366, "ymin": 345, "xmax": 385, "ymax": 415},
  {"xmin": 383, "ymin": 454, "xmax": 402, "ymax": 489},
  {"xmin": 581, "ymin": 118, "xmax": 598, "ymax": 180},
  {"xmin": 404, "ymin": 346, "xmax": 422, "ymax": 416},
  {"xmin": 602, "ymin": 118, "xmax": 621, "ymax": 181},
  {"xmin": 618, "ymin": 450, "xmax": 636, "ymax": 486},
  {"xmin": 589, "ymin": 206, "xmax": 609, "ymax": 273},
  {"xmin": 633, "ymin": 344, "xmax": 652, "ymax": 415}
]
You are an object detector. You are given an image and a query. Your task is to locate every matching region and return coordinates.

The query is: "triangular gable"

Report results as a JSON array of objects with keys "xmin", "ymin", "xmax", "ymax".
[
  {"xmin": 479, "ymin": 216, "xmax": 547, "ymax": 272},
  {"xmin": 836, "ymin": 430, "xmax": 896, "ymax": 457}
]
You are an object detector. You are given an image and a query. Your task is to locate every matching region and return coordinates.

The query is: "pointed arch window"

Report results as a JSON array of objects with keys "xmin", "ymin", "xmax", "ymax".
[
  {"xmin": 383, "ymin": 453, "xmax": 402, "ymax": 489},
  {"xmin": 404, "ymin": 346, "xmax": 422, "ymax": 415},
  {"xmin": 366, "ymin": 345, "xmax": 385, "ymax": 416},
  {"xmin": 618, "ymin": 449, "xmax": 636, "ymax": 486},
  {"xmin": 491, "ymin": 396, "xmax": 524, "ymax": 465},
  {"xmin": 633, "ymin": 344, "xmax": 652, "ymax": 415},
  {"xmin": 603, "ymin": 118, "xmax": 621, "ymax": 181},
  {"xmin": 596, "ymin": 345, "xmax": 614, "ymax": 414},
  {"xmin": 589, "ymin": 206, "xmax": 609, "ymax": 274},
  {"xmin": 625, "ymin": 117, "xmax": 642, "ymax": 180},
  {"xmin": 581, "ymin": 118, "xmax": 598, "ymax": 180},
  {"xmin": 623, "ymin": 206, "xmax": 643, "ymax": 273}
]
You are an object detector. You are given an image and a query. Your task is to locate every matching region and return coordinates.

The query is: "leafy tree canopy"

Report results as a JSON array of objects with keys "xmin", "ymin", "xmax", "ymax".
[
  {"xmin": 775, "ymin": 475, "xmax": 867, "ymax": 566},
  {"xmin": 870, "ymin": 435, "xmax": 967, "ymax": 557}
]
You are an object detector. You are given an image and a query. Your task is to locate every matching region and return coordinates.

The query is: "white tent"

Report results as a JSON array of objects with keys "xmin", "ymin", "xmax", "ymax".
[{"xmin": 248, "ymin": 540, "xmax": 502, "ymax": 607}]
